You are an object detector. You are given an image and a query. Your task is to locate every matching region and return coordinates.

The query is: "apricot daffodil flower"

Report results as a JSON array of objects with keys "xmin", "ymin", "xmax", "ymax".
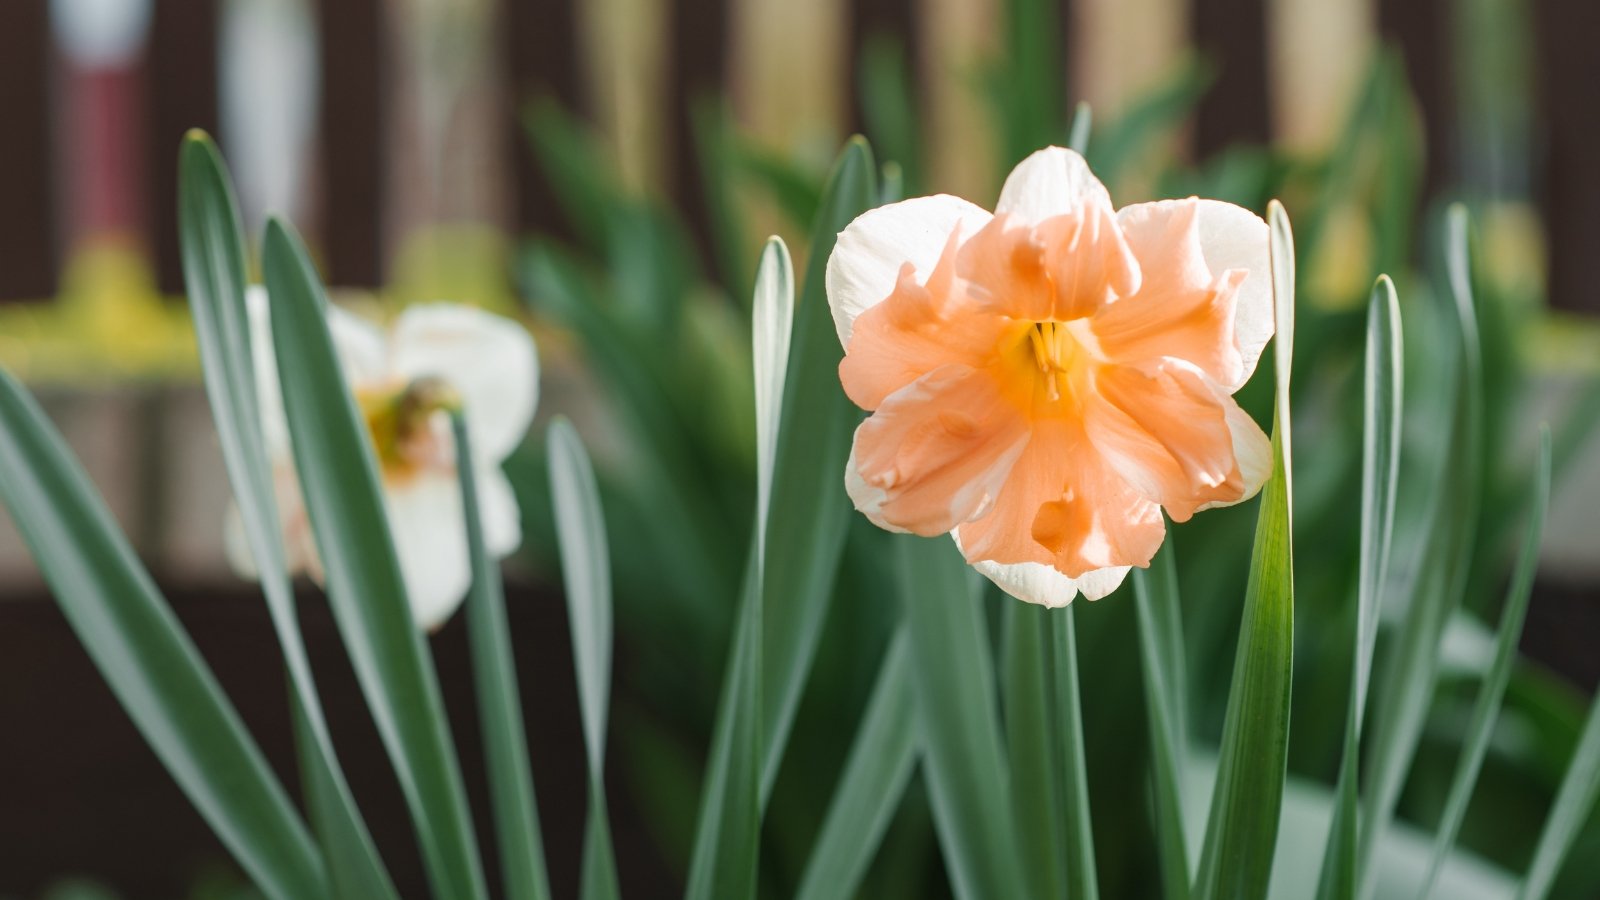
[
  {"xmin": 226, "ymin": 287, "xmax": 539, "ymax": 630},
  {"xmin": 827, "ymin": 147, "xmax": 1273, "ymax": 606}
]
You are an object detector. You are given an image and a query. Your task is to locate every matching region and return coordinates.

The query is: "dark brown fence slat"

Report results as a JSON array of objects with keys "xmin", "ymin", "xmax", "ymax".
[
  {"xmin": 669, "ymin": 0, "xmax": 729, "ymax": 270},
  {"xmin": 0, "ymin": 0, "xmax": 58, "ymax": 302},
  {"xmin": 504, "ymin": 0, "xmax": 582, "ymax": 237},
  {"xmin": 1379, "ymin": 0, "xmax": 1453, "ymax": 201},
  {"xmin": 147, "ymin": 0, "xmax": 219, "ymax": 296},
  {"xmin": 319, "ymin": 0, "xmax": 387, "ymax": 288},
  {"xmin": 1192, "ymin": 0, "xmax": 1271, "ymax": 156},
  {"xmin": 848, "ymin": 0, "xmax": 921, "ymax": 134},
  {"xmin": 1532, "ymin": 0, "xmax": 1600, "ymax": 314}
]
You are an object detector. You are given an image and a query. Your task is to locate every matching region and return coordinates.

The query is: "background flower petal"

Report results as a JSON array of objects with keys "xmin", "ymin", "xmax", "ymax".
[
  {"xmin": 825, "ymin": 194, "xmax": 991, "ymax": 347},
  {"xmin": 391, "ymin": 304, "xmax": 540, "ymax": 462},
  {"xmin": 384, "ymin": 472, "xmax": 473, "ymax": 631}
]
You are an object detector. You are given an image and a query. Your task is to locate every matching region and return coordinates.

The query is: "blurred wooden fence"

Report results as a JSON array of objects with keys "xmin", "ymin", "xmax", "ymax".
[{"xmin": 0, "ymin": 0, "xmax": 1593, "ymax": 312}]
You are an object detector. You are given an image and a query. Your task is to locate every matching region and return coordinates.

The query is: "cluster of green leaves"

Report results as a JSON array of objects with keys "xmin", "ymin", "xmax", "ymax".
[{"xmin": 0, "ymin": 134, "xmax": 623, "ymax": 900}]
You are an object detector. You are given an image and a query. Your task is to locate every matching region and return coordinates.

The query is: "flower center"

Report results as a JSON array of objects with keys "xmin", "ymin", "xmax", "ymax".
[
  {"xmin": 356, "ymin": 376, "xmax": 462, "ymax": 482},
  {"xmin": 1026, "ymin": 320, "xmax": 1087, "ymax": 403}
]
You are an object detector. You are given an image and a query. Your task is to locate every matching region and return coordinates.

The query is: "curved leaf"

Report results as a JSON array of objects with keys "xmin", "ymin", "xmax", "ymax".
[
  {"xmin": 547, "ymin": 419, "xmax": 620, "ymax": 900},
  {"xmin": 1193, "ymin": 200, "xmax": 1296, "ymax": 900},
  {"xmin": 0, "ymin": 370, "xmax": 327, "ymax": 900},
  {"xmin": 262, "ymin": 218, "xmax": 489, "ymax": 900},
  {"xmin": 1421, "ymin": 429, "xmax": 1549, "ymax": 898},
  {"xmin": 178, "ymin": 130, "xmax": 396, "ymax": 900},
  {"xmin": 1315, "ymin": 276, "xmax": 1403, "ymax": 900}
]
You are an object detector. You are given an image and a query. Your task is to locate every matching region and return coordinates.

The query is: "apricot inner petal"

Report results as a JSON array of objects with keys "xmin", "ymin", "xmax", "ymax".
[
  {"xmin": 850, "ymin": 364, "xmax": 1032, "ymax": 536},
  {"xmin": 957, "ymin": 418, "xmax": 1165, "ymax": 577}
]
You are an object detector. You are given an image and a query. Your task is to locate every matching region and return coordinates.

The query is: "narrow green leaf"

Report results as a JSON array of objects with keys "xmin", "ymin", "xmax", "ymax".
[
  {"xmin": 1050, "ymin": 606, "xmax": 1099, "ymax": 900},
  {"xmin": 683, "ymin": 571, "xmax": 762, "ymax": 900},
  {"xmin": 1004, "ymin": 603, "xmax": 1070, "ymax": 899},
  {"xmin": 751, "ymin": 238, "xmax": 794, "ymax": 574},
  {"xmin": 262, "ymin": 218, "xmax": 489, "ymax": 900},
  {"xmin": 1421, "ymin": 430, "xmax": 1549, "ymax": 898},
  {"xmin": 452, "ymin": 415, "xmax": 553, "ymax": 900},
  {"xmin": 1315, "ymin": 276, "xmax": 1404, "ymax": 900},
  {"xmin": 547, "ymin": 419, "xmax": 621, "ymax": 900},
  {"xmin": 794, "ymin": 630, "xmax": 918, "ymax": 900},
  {"xmin": 178, "ymin": 130, "xmax": 396, "ymax": 900},
  {"xmin": 1193, "ymin": 200, "xmax": 1296, "ymax": 900},
  {"xmin": 1516, "ymin": 647, "xmax": 1600, "ymax": 899},
  {"xmin": 291, "ymin": 692, "xmax": 397, "ymax": 900},
  {"xmin": 1067, "ymin": 101, "xmax": 1093, "ymax": 156},
  {"xmin": 0, "ymin": 370, "xmax": 326, "ymax": 900},
  {"xmin": 756, "ymin": 137, "xmax": 878, "ymax": 795},
  {"xmin": 1358, "ymin": 206, "xmax": 1484, "ymax": 899},
  {"xmin": 684, "ymin": 229, "xmax": 801, "ymax": 900},
  {"xmin": 900, "ymin": 535, "xmax": 1025, "ymax": 900},
  {"xmin": 1133, "ymin": 541, "xmax": 1191, "ymax": 900}
]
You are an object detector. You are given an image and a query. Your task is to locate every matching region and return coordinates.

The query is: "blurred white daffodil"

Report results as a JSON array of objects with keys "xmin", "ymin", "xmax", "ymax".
[{"xmin": 226, "ymin": 286, "xmax": 539, "ymax": 630}]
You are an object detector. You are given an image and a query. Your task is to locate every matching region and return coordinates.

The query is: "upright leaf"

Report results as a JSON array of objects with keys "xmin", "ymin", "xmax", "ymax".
[
  {"xmin": 756, "ymin": 138, "xmax": 877, "ymax": 794},
  {"xmin": 1193, "ymin": 200, "xmax": 1296, "ymax": 900},
  {"xmin": 1516, "ymin": 657, "xmax": 1600, "ymax": 900},
  {"xmin": 178, "ymin": 131, "xmax": 396, "ymax": 900},
  {"xmin": 1050, "ymin": 607, "xmax": 1099, "ymax": 900},
  {"xmin": 1315, "ymin": 277, "xmax": 1404, "ymax": 900},
  {"xmin": 0, "ymin": 371, "xmax": 327, "ymax": 900},
  {"xmin": 1004, "ymin": 603, "xmax": 1070, "ymax": 900},
  {"xmin": 1357, "ymin": 207, "xmax": 1484, "ymax": 899},
  {"xmin": 901, "ymin": 536, "xmax": 1026, "ymax": 900},
  {"xmin": 683, "ymin": 230, "xmax": 803, "ymax": 900},
  {"xmin": 1133, "ymin": 541, "xmax": 1192, "ymax": 900},
  {"xmin": 262, "ymin": 219, "xmax": 489, "ymax": 900},
  {"xmin": 452, "ymin": 414, "xmax": 553, "ymax": 900},
  {"xmin": 547, "ymin": 419, "xmax": 621, "ymax": 900},
  {"xmin": 1421, "ymin": 430, "xmax": 1549, "ymax": 898},
  {"xmin": 794, "ymin": 630, "xmax": 918, "ymax": 900}
]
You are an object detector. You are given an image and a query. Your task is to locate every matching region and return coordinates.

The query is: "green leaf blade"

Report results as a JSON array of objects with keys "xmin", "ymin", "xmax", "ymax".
[
  {"xmin": 1193, "ymin": 200, "xmax": 1297, "ymax": 900},
  {"xmin": 794, "ymin": 629, "xmax": 919, "ymax": 900},
  {"xmin": 547, "ymin": 419, "xmax": 621, "ymax": 900},
  {"xmin": 1420, "ymin": 429, "xmax": 1549, "ymax": 898},
  {"xmin": 0, "ymin": 370, "xmax": 327, "ymax": 900},
  {"xmin": 262, "ymin": 218, "xmax": 489, "ymax": 900},
  {"xmin": 758, "ymin": 137, "xmax": 879, "ymax": 796},
  {"xmin": 451, "ymin": 414, "xmax": 553, "ymax": 900},
  {"xmin": 900, "ymin": 536, "xmax": 1026, "ymax": 900},
  {"xmin": 178, "ymin": 130, "xmax": 396, "ymax": 900},
  {"xmin": 1133, "ymin": 542, "xmax": 1192, "ymax": 900},
  {"xmin": 1315, "ymin": 276, "xmax": 1404, "ymax": 900}
]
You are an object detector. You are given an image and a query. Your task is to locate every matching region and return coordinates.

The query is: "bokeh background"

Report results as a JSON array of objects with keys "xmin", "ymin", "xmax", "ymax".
[{"xmin": 1, "ymin": 0, "xmax": 1598, "ymax": 897}]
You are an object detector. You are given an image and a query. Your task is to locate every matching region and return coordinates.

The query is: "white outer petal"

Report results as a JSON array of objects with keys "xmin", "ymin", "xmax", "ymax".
[
  {"xmin": 477, "ymin": 463, "xmax": 523, "ymax": 558},
  {"xmin": 995, "ymin": 147, "xmax": 1114, "ymax": 224},
  {"xmin": 384, "ymin": 472, "xmax": 473, "ymax": 631},
  {"xmin": 1190, "ymin": 199, "xmax": 1272, "ymax": 388},
  {"xmin": 326, "ymin": 303, "xmax": 388, "ymax": 385},
  {"xmin": 825, "ymin": 194, "xmax": 991, "ymax": 348},
  {"xmin": 390, "ymin": 304, "xmax": 540, "ymax": 462},
  {"xmin": 953, "ymin": 527, "xmax": 1133, "ymax": 607},
  {"xmin": 1197, "ymin": 400, "xmax": 1274, "ymax": 512}
]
